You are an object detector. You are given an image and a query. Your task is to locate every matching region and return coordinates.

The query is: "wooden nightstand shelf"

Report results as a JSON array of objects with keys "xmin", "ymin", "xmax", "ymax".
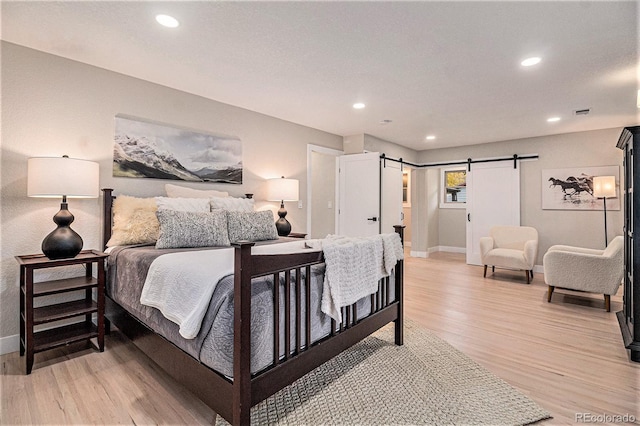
[
  {"xmin": 287, "ymin": 232, "xmax": 307, "ymax": 239},
  {"xmin": 16, "ymin": 250, "xmax": 108, "ymax": 374}
]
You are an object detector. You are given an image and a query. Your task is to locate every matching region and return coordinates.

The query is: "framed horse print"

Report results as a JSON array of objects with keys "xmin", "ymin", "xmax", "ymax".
[{"xmin": 542, "ymin": 166, "xmax": 620, "ymax": 210}]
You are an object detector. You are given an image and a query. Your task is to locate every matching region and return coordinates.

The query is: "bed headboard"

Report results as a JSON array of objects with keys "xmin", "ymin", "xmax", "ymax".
[{"xmin": 102, "ymin": 188, "xmax": 115, "ymax": 251}]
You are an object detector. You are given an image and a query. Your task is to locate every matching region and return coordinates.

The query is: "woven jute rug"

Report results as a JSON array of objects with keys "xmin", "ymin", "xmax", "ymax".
[{"xmin": 218, "ymin": 321, "xmax": 551, "ymax": 425}]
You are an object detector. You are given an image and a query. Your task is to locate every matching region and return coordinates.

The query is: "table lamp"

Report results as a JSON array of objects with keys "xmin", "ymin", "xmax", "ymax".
[
  {"xmin": 266, "ymin": 176, "xmax": 299, "ymax": 236},
  {"xmin": 593, "ymin": 175, "xmax": 616, "ymax": 247},
  {"xmin": 28, "ymin": 155, "xmax": 100, "ymax": 259}
]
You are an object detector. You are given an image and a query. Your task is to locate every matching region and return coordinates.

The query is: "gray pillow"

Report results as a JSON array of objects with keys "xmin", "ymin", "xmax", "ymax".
[
  {"xmin": 156, "ymin": 210, "xmax": 231, "ymax": 249},
  {"xmin": 226, "ymin": 210, "xmax": 278, "ymax": 243}
]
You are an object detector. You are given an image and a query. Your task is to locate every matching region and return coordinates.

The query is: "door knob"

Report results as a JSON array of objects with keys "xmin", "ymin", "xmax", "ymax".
[{"xmin": 367, "ymin": 217, "xmax": 378, "ymax": 222}]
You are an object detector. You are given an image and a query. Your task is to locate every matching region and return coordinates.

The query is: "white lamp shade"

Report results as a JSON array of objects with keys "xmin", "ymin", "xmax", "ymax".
[
  {"xmin": 28, "ymin": 157, "xmax": 100, "ymax": 198},
  {"xmin": 593, "ymin": 175, "xmax": 616, "ymax": 198},
  {"xmin": 266, "ymin": 177, "xmax": 299, "ymax": 202}
]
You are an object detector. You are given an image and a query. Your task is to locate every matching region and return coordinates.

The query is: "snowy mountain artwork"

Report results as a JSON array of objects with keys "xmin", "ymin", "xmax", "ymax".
[{"xmin": 113, "ymin": 116, "xmax": 242, "ymax": 184}]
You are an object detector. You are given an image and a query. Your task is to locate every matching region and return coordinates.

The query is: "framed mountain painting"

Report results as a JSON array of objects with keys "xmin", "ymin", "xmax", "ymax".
[{"xmin": 113, "ymin": 115, "xmax": 242, "ymax": 184}]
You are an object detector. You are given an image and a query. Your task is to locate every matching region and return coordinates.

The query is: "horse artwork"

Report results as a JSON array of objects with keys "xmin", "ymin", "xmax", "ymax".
[
  {"xmin": 542, "ymin": 166, "xmax": 620, "ymax": 210},
  {"xmin": 547, "ymin": 175, "xmax": 593, "ymax": 199}
]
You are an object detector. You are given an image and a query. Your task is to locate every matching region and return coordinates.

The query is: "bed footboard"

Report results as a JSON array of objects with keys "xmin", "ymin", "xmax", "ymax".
[{"xmin": 231, "ymin": 226, "xmax": 405, "ymax": 425}]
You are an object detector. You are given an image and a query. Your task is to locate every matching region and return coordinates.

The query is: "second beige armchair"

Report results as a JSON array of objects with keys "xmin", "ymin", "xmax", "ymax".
[{"xmin": 480, "ymin": 226, "xmax": 539, "ymax": 284}]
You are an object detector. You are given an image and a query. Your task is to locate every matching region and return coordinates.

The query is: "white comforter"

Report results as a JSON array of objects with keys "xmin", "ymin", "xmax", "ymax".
[
  {"xmin": 140, "ymin": 248, "xmax": 234, "ymax": 339},
  {"xmin": 139, "ymin": 241, "xmax": 315, "ymax": 339}
]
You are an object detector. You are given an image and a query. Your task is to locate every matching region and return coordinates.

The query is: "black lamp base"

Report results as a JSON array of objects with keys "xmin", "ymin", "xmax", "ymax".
[
  {"xmin": 42, "ymin": 201, "xmax": 83, "ymax": 259},
  {"xmin": 275, "ymin": 201, "xmax": 291, "ymax": 237}
]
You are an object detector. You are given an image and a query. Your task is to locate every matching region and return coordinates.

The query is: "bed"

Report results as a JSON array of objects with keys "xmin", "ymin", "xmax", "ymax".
[{"xmin": 101, "ymin": 188, "xmax": 405, "ymax": 425}]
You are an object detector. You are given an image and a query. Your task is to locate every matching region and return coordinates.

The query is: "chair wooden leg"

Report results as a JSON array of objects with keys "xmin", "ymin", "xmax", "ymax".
[
  {"xmin": 604, "ymin": 294, "xmax": 611, "ymax": 312},
  {"xmin": 525, "ymin": 270, "xmax": 530, "ymax": 284},
  {"xmin": 547, "ymin": 285, "xmax": 554, "ymax": 302},
  {"xmin": 483, "ymin": 265, "xmax": 487, "ymax": 277},
  {"xmin": 492, "ymin": 266, "xmax": 495, "ymax": 273},
  {"xmin": 529, "ymin": 270, "xmax": 534, "ymax": 281}
]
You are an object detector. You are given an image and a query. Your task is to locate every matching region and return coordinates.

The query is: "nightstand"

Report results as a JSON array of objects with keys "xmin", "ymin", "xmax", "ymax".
[
  {"xmin": 16, "ymin": 250, "xmax": 108, "ymax": 374},
  {"xmin": 288, "ymin": 233, "xmax": 307, "ymax": 239}
]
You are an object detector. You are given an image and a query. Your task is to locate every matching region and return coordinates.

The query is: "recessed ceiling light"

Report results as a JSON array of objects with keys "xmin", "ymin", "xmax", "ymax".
[
  {"xmin": 521, "ymin": 57, "xmax": 541, "ymax": 67},
  {"xmin": 547, "ymin": 117, "xmax": 561, "ymax": 122},
  {"xmin": 426, "ymin": 135, "xmax": 436, "ymax": 140},
  {"xmin": 156, "ymin": 14, "xmax": 179, "ymax": 28},
  {"xmin": 353, "ymin": 103, "xmax": 365, "ymax": 109}
]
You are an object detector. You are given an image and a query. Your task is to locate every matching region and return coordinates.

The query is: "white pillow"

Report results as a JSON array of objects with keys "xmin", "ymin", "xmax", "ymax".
[
  {"xmin": 165, "ymin": 183, "xmax": 229, "ymax": 199},
  {"xmin": 155, "ymin": 197, "xmax": 211, "ymax": 212},
  {"xmin": 210, "ymin": 196, "xmax": 255, "ymax": 212}
]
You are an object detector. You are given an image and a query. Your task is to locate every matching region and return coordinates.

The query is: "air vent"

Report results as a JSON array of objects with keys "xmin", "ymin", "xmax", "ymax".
[{"xmin": 574, "ymin": 108, "xmax": 590, "ymax": 116}]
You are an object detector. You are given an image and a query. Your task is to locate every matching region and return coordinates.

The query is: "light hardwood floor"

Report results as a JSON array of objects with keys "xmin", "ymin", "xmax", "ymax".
[{"xmin": 1, "ymin": 252, "xmax": 638, "ymax": 424}]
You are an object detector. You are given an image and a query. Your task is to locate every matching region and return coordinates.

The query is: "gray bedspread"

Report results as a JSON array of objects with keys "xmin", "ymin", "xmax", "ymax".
[{"xmin": 107, "ymin": 240, "xmax": 395, "ymax": 377}]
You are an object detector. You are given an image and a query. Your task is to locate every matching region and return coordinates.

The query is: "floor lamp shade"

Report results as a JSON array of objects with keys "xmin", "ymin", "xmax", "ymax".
[
  {"xmin": 27, "ymin": 156, "xmax": 100, "ymax": 259},
  {"xmin": 266, "ymin": 177, "xmax": 299, "ymax": 236},
  {"xmin": 593, "ymin": 175, "xmax": 616, "ymax": 247},
  {"xmin": 593, "ymin": 176, "xmax": 616, "ymax": 198}
]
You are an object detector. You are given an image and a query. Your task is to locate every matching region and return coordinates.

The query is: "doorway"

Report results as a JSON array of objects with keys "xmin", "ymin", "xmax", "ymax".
[{"xmin": 307, "ymin": 145, "xmax": 342, "ymax": 238}]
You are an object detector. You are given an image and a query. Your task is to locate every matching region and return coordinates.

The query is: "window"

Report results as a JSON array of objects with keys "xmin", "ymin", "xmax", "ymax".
[{"xmin": 440, "ymin": 168, "xmax": 466, "ymax": 208}]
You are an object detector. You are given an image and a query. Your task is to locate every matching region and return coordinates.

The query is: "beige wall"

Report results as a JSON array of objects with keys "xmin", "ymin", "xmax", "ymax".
[
  {"xmin": 364, "ymin": 134, "xmax": 418, "ymax": 164},
  {"xmin": 0, "ymin": 42, "xmax": 342, "ymax": 344},
  {"xmin": 416, "ymin": 128, "xmax": 625, "ymax": 260},
  {"xmin": 402, "ymin": 206, "xmax": 412, "ymax": 243}
]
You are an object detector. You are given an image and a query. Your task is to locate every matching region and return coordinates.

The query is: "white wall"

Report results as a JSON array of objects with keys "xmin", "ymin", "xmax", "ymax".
[
  {"xmin": 0, "ymin": 42, "xmax": 343, "ymax": 343},
  {"xmin": 416, "ymin": 128, "xmax": 625, "ymax": 260}
]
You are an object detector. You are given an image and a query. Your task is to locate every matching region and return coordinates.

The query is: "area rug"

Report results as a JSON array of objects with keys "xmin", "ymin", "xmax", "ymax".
[{"xmin": 218, "ymin": 321, "xmax": 551, "ymax": 425}]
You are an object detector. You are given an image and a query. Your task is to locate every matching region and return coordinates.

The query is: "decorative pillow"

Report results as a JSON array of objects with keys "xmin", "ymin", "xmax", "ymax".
[
  {"xmin": 106, "ymin": 196, "xmax": 159, "ymax": 247},
  {"xmin": 210, "ymin": 196, "xmax": 255, "ymax": 212},
  {"xmin": 226, "ymin": 210, "xmax": 278, "ymax": 243},
  {"xmin": 165, "ymin": 183, "xmax": 229, "ymax": 199},
  {"xmin": 155, "ymin": 210, "xmax": 231, "ymax": 249},
  {"xmin": 155, "ymin": 197, "xmax": 211, "ymax": 212}
]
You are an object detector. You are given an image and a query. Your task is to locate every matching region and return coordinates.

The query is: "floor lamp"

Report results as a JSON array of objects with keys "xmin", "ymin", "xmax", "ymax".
[{"xmin": 593, "ymin": 175, "xmax": 616, "ymax": 247}]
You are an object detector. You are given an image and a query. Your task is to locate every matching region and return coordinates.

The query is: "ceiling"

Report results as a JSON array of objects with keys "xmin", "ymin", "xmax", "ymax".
[{"xmin": 2, "ymin": 1, "xmax": 638, "ymax": 151}]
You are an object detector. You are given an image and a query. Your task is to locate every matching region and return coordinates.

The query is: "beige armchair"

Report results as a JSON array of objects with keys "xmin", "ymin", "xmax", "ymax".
[
  {"xmin": 480, "ymin": 226, "xmax": 539, "ymax": 283},
  {"xmin": 543, "ymin": 236, "xmax": 623, "ymax": 311}
]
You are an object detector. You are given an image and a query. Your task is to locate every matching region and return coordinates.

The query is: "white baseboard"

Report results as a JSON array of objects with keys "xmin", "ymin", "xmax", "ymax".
[
  {"xmin": 429, "ymin": 246, "xmax": 467, "ymax": 254},
  {"xmin": 533, "ymin": 264, "xmax": 544, "ymax": 274},
  {"xmin": 410, "ymin": 250, "xmax": 428, "ymax": 258},
  {"xmin": 0, "ymin": 334, "xmax": 19, "ymax": 356}
]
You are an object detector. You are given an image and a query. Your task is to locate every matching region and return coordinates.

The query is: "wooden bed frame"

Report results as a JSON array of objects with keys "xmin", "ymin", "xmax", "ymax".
[{"xmin": 101, "ymin": 188, "xmax": 404, "ymax": 425}]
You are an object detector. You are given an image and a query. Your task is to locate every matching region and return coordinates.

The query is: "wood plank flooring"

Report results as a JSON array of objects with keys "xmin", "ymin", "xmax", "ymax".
[{"xmin": 2, "ymin": 252, "xmax": 638, "ymax": 424}]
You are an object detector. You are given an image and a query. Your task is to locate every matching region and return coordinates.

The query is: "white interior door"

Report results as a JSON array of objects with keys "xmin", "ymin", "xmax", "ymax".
[
  {"xmin": 466, "ymin": 161, "xmax": 520, "ymax": 265},
  {"xmin": 381, "ymin": 161, "xmax": 403, "ymax": 234},
  {"xmin": 337, "ymin": 152, "xmax": 380, "ymax": 237}
]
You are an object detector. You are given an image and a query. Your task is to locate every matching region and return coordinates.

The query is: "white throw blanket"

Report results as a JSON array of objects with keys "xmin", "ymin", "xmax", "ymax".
[
  {"xmin": 140, "ymin": 241, "xmax": 319, "ymax": 339},
  {"xmin": 320, "ymin": 233, "xmax": 404, "ymax": 322},
  {"xmin": 140, "ymin": 248, "xmax": 235, "ymax": 339}
]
